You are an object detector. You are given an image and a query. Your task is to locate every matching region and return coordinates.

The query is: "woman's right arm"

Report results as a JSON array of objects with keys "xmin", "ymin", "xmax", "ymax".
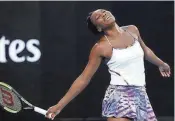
[{"xmin": 46, "ymin": 43, "xmax": 103, "ymax": 119}]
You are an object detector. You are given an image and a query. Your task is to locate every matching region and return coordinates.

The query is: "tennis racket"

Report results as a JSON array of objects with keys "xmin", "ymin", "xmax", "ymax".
[{"xmin": 0, "ymin": 82, "xmax": 48, "ymax": 116}]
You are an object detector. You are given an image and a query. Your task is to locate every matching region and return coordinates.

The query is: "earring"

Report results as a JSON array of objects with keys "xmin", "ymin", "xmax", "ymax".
[{"xmin": 97, "ymin": 27, "xmax": 102, "ymax": 32}]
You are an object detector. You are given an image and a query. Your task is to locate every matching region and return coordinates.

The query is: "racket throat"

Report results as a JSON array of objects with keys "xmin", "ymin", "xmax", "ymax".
[{"xmin": 23, "ymin": 106, "xmax": 34, "ymax": 110}]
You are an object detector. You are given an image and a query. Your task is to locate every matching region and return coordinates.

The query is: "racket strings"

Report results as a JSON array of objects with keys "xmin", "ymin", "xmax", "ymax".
[{"xmin": 0, "ymin": 86, "xmax": 22, "ymax": 113}]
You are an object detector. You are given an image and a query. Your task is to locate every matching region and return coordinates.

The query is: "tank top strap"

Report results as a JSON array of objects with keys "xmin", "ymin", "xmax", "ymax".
[
  {"xmin": 104, "ymin": 35, "xmax": 113, "ymax": 48},
  {"xmin": 124, "ymin": 29, "xmax": 138, "ymax": 41}
]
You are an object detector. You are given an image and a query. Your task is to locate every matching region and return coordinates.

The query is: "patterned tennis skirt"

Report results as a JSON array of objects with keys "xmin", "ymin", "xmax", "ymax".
[{"xmin": 102, "ymin": 85, "xmax": 157, "ymax": 121}]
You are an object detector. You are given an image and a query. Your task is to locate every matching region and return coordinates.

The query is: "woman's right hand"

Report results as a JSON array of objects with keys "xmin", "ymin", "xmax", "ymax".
[{"xmin": 46, "ymin": 104, "xmax": 62, "ymax": 120}]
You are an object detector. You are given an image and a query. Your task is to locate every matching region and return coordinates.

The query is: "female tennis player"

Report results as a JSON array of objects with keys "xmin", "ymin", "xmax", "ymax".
[{"xmin": 46, "ymin": 9, "xmax": 171, "ymax": 121}]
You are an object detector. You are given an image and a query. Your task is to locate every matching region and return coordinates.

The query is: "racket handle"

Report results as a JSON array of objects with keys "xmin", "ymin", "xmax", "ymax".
[{"xmin": 34, "ymin": 107, "xmax": 47, "ymax": 116}]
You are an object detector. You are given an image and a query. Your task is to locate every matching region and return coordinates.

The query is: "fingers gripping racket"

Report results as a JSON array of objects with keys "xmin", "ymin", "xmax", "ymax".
[{"xmin": 0, "ymin": 82, "xmax": 47, "ymax": 116}]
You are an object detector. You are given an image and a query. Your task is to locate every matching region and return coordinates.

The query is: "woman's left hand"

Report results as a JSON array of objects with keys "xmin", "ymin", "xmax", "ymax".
[{"xmin": 159, "ymin": 63, "xmax": 171, "ymax": 77}]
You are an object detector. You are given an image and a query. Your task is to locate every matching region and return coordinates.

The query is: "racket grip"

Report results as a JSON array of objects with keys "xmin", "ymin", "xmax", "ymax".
[{"xmin": 34, "ymin": 107, "xmax": 47, "ymax": 116}]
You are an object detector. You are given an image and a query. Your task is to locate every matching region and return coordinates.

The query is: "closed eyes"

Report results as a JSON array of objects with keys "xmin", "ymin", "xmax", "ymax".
[{"xmin": 96, "ymin": 15, "xmax": 100, "ymax": 20}]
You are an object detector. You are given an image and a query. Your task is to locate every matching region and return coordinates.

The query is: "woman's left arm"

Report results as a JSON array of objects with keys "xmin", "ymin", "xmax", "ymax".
[{"xmin": 128, "ymin": 25, "xmax": 171, "ymax": 77}]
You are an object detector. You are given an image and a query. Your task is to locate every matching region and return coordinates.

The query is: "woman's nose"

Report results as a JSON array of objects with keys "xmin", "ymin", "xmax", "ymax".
[{"xmin": 102, "ymin": 13, "xmax": 106, "ymax": 18}]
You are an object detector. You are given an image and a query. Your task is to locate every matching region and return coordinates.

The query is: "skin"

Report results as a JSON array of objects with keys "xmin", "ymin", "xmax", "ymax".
[{"xmin": 46, "ymin": 9, "xmax": 171, "ymax": 121}]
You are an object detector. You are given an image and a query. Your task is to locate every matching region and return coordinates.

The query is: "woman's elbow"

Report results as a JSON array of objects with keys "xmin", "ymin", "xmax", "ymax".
[
  {"xmin": 144, "ymin": 48, "xmax": 153, "ymax": 59},
  {"xmin": 78, "ymin": 75, "xmax": 91, "ymax": 86}
]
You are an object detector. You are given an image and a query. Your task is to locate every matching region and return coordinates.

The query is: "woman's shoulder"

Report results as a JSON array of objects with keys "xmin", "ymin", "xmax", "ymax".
[
  {"xmin": 121, "ymin": 25, "xmax": 140, "ymax": 38},
  {"xmin": 120, "ymin": 25, "xmax": 139, "ymax": 31},
  {"xmin": 91, "ymin": 36, "xmax": 108, "ymax": 54},
  {"xmin": 91, "ymin": 37, "xmax": 106, "ymax": 50}
]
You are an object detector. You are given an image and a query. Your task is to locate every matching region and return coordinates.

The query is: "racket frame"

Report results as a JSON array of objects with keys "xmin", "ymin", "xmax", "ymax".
[
  {"xmin": 0, "ymin": 82, "xmax": 47, "ymax": 116},
  {"xmin": 0, "ymin": 82, "xmax": 34, "ymax": 113}
]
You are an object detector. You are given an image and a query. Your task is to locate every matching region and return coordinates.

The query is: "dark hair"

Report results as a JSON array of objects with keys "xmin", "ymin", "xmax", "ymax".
[{"xmin": 86, "ymin": 12, "xmax": 103, "ymax": 35}]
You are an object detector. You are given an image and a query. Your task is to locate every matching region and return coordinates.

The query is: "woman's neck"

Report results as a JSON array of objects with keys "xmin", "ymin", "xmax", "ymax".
[{"xmin": 104, "ymin": 23, "xmax": 124, "ymax": 37}]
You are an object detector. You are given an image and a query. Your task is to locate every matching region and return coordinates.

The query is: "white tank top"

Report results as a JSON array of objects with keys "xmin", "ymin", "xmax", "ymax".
[{"xmin": 104, "ymin": 29, "xmax": 145, "ymax": 86}]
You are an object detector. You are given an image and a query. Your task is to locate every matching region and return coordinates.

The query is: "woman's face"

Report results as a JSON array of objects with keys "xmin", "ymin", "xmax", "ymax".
[{"xmin": 90, "ymin": 9, "xmax": 116, "ymax": 31}]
